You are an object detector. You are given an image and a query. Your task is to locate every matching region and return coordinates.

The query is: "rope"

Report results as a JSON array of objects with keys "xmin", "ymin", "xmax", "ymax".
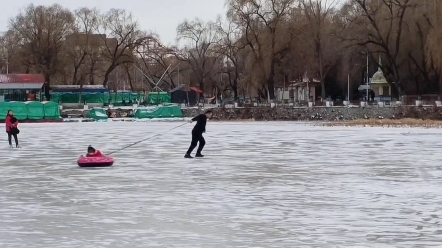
[{"xmin": 105, "ymin": 122, "xmax": 188, "ymax": 155}]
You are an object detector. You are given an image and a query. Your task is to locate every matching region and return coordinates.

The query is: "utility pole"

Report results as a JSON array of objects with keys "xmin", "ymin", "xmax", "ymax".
[
  {"xmin": 366, "ymin": 52, "xmax": 369, "ymax": 102},
  {"xmin": 348, "ymin": 74, "xmax": 350, "ymax": 102},
  {"xmin": 2, "ymin": 58, "xmax": 8, "ymax": 74}
]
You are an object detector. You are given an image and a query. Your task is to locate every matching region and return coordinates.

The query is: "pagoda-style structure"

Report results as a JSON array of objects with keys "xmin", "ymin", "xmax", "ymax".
[{"xmin": 370, "ymin": 57, "xmax": 392, "ymax": 101}]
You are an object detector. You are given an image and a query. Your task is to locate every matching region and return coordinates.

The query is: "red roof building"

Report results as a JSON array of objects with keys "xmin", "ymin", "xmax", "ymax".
[
  {"xmin": 189, "ymin": 87, "xmax": 203, "ymax": 94},
  {"xmin": 0, "ymin": 74, "xmax": 46, "ymax": 89}
]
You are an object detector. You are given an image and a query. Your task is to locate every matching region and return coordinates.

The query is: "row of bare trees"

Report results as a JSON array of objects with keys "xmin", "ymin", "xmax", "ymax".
[{"xmin": 0, "ymin": 0, "xmax": 442, "ymax": 101}]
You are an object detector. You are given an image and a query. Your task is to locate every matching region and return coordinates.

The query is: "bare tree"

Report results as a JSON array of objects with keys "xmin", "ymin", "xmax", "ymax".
[
  {"xmin": 401, "ymin": 1, "xmax": 436, "ymax": 94},
  {"xmin": 176, "ymin": 18, "xmax": 221, "ymax": 93},
  {"xmin": 215, "ymin": 19, "xmax": 246, "ymax": 101},
  {"xmin": 300, "ymin": 0, "xmax": 339, "ymax": 99},
  {"xmin": 0, "ymin": 30, "xmax": 27, "ymax": 73},
  {"xmin": 0, "ymin": 34, "xmax": 6, "ymax": 73},
  {"xmin": 343, "ymin": 0, "xmax": 415, "ymax": 96},
  {"xmin": 227, "ymin": 0, "xmax": 295, "ymax": 101},
  {"xmin": 9, "ymin": 4, "xmax": 75, "ymax": 99},
  {"xmin": 426, "ymin": 0, "xmax": 442, "ymax": 94},
  {"xmin": 65, "ymin": 7, "xmax": 100, "ymax": 85},
  {"xmin": 98, "ymin": 9, "xmax": 143, "ymax": 87},
  {"xmin": 1, "ymin": 2, "xmax": 440, "ymax": 101}
]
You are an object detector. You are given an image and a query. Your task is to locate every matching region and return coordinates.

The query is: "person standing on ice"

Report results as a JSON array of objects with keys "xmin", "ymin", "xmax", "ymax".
[
  {"xmin": 5, "ymin": 110, "xmax": 20, "ymax": 148},
  {"xmin": 184, "ymin": 110, "xmax": 213, "ymax": 158}
]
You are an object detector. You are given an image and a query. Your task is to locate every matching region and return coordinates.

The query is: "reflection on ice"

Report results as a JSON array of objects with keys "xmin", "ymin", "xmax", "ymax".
[{"xmin": 0, "ymin": 122, "xmax": 441, "ymax": 247}]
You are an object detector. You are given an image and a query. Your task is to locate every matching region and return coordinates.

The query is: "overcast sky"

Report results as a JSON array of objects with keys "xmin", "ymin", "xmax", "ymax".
[{"xmin": 0, "ymin": 0, "xmax": 227, "ymax": 46}]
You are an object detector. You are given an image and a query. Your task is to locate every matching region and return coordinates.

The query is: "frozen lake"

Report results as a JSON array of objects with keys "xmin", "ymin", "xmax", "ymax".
[{"xmin": 0, "ymin": 121, "xmax": 442, "ymax": 247}]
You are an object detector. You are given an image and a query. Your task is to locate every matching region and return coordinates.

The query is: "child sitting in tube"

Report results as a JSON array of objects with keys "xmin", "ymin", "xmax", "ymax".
[{"xmin": 86, "ymin": 145, "xmax": 103, "ymax": 157}]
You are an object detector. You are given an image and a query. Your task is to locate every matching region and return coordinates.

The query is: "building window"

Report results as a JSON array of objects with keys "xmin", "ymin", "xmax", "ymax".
[{"xmin": 3, "ymin": 89, "xmax": 41, "ymax": 101}]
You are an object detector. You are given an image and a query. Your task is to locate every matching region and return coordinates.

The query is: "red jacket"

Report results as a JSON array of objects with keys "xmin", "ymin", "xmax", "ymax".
[
  {"xmin": 5, "ymin": 115, "xmax": 17, "ymax": 133},
  {"xmin": 86, "ymin": 150, "xmax": 103, "ymax": 157}
]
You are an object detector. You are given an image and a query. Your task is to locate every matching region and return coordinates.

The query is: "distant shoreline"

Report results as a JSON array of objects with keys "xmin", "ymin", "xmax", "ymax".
[
  {"xmin": 318, "ymin": 118, "xmax": 442, "ymax": 128},
  {"xmin": 15, "ymin": 117, "xmax": 440, "ymax": 128}
]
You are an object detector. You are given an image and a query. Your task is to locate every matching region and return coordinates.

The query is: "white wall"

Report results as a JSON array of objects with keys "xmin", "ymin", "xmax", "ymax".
[{"xmin": 276, "ymin": 89, "xmax": 290, "ymax": 100}]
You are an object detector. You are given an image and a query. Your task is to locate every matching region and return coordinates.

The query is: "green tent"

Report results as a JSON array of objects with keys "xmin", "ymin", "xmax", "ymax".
[
  {"xmin": 135, "ymin": 106, "xmax": 183, "ymax": 119},
  {"xmin": 42, "ymin": 101, "xmax": 61, "ymax": 119},
  {"xmin": 25, "ymin": 101, "xmax": 45, "ymax": 120},
  {"xmin": 88, "ymin": 108, "xmax": 108, "ymax": 120},
  {"xmin": 9, "ymin": 101, "xmax": 28, "ymax": 120},
  {"xmin": 108, "ymin": 92, "xmax": 141, "ymax": 104},
  {"xmin": 146, "ymin": 92, "xmax": 171, "ymax": 105},
  {"xmin": 134, "ymin": 108, "xmax": 155, "ymax": 119},
  {"xmin": 50, "ymin": 92, "xmax": 146, "ymax": 104},
  {"xmin": 0, "ymin": 102, "xmax": 10, "ymax": 121},
  {"xmin": 50, "ymin": 92, "xmax": 102, "ymax": 104},
  {"xmin": 54, "ymin": 93, "xmax": 77, "ymax": 103},
  {"xmin": 83, "ymin": 93, "xmax": 106, "ymax": 104},
  {"xmin": 155, "ymin": 105, "xmax": 183, "ymax": 118}
]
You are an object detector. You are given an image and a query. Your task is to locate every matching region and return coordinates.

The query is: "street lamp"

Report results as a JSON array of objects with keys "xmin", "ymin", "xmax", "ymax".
[
  {"xmin": 1, "ymin": 58, "xmax": 8, "ymax": 74},
  {"xmin": 359, "ymin": 50, "xmax": 369, "ymax": 102},
  {"xmin": 366, "ymin": 51, "xmax": 369, "ymax": 102}
]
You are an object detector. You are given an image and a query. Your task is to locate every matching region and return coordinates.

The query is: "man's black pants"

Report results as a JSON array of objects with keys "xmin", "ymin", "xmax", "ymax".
[{"xmin": 186, "ymin": 131, "xmax": 205, "ymax": 155}]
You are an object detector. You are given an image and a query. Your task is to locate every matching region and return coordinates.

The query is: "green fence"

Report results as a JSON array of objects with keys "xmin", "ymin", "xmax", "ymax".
[
  {"xmin": 50, "ymin": 92, "xmax": 175, "ymax": 105},
  {"xmin": 0, "ymin": 101, "xmax": 61, "ymax": 121},
  {"xmin": 42, "ymin": 101, "xmax": 62, "ymax": 119},
  {"xmin": 51, "ymin": 92, "xmax": 145, "ymax": 104},
  {"xmin": 0, "ymin": 102, "xmax": 11, "ymax": 120},
  {"xmin": 134, "ymin": 105, "xmax": 183, "ymax": 119},
  {"xmin": 9, "ymin": 101, "xmax": 28, "ymax": 120},
  {"xmin": 26, "ymin": 101, "xmax": 45, "ymax": 120},
  {"xmin": 146, "ymin": 92, "xmax": 171, "ymax": 105}
]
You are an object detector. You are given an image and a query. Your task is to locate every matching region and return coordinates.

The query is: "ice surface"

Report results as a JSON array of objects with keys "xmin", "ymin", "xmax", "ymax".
[{"xmin": 0, "ymin": 121, "xmax": 442, "ymax": 247}]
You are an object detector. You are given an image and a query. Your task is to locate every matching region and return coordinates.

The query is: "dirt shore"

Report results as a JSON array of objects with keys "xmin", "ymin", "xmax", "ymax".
[{"xmin": 319, "ymin": 118, "xmax": 442, "ymax": 128}]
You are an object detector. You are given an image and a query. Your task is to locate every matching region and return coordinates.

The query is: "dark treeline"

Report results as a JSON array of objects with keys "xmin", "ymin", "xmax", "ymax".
[{"xmin": 0, "ymin": 0, "xmax": 441, "ymax": 101}]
